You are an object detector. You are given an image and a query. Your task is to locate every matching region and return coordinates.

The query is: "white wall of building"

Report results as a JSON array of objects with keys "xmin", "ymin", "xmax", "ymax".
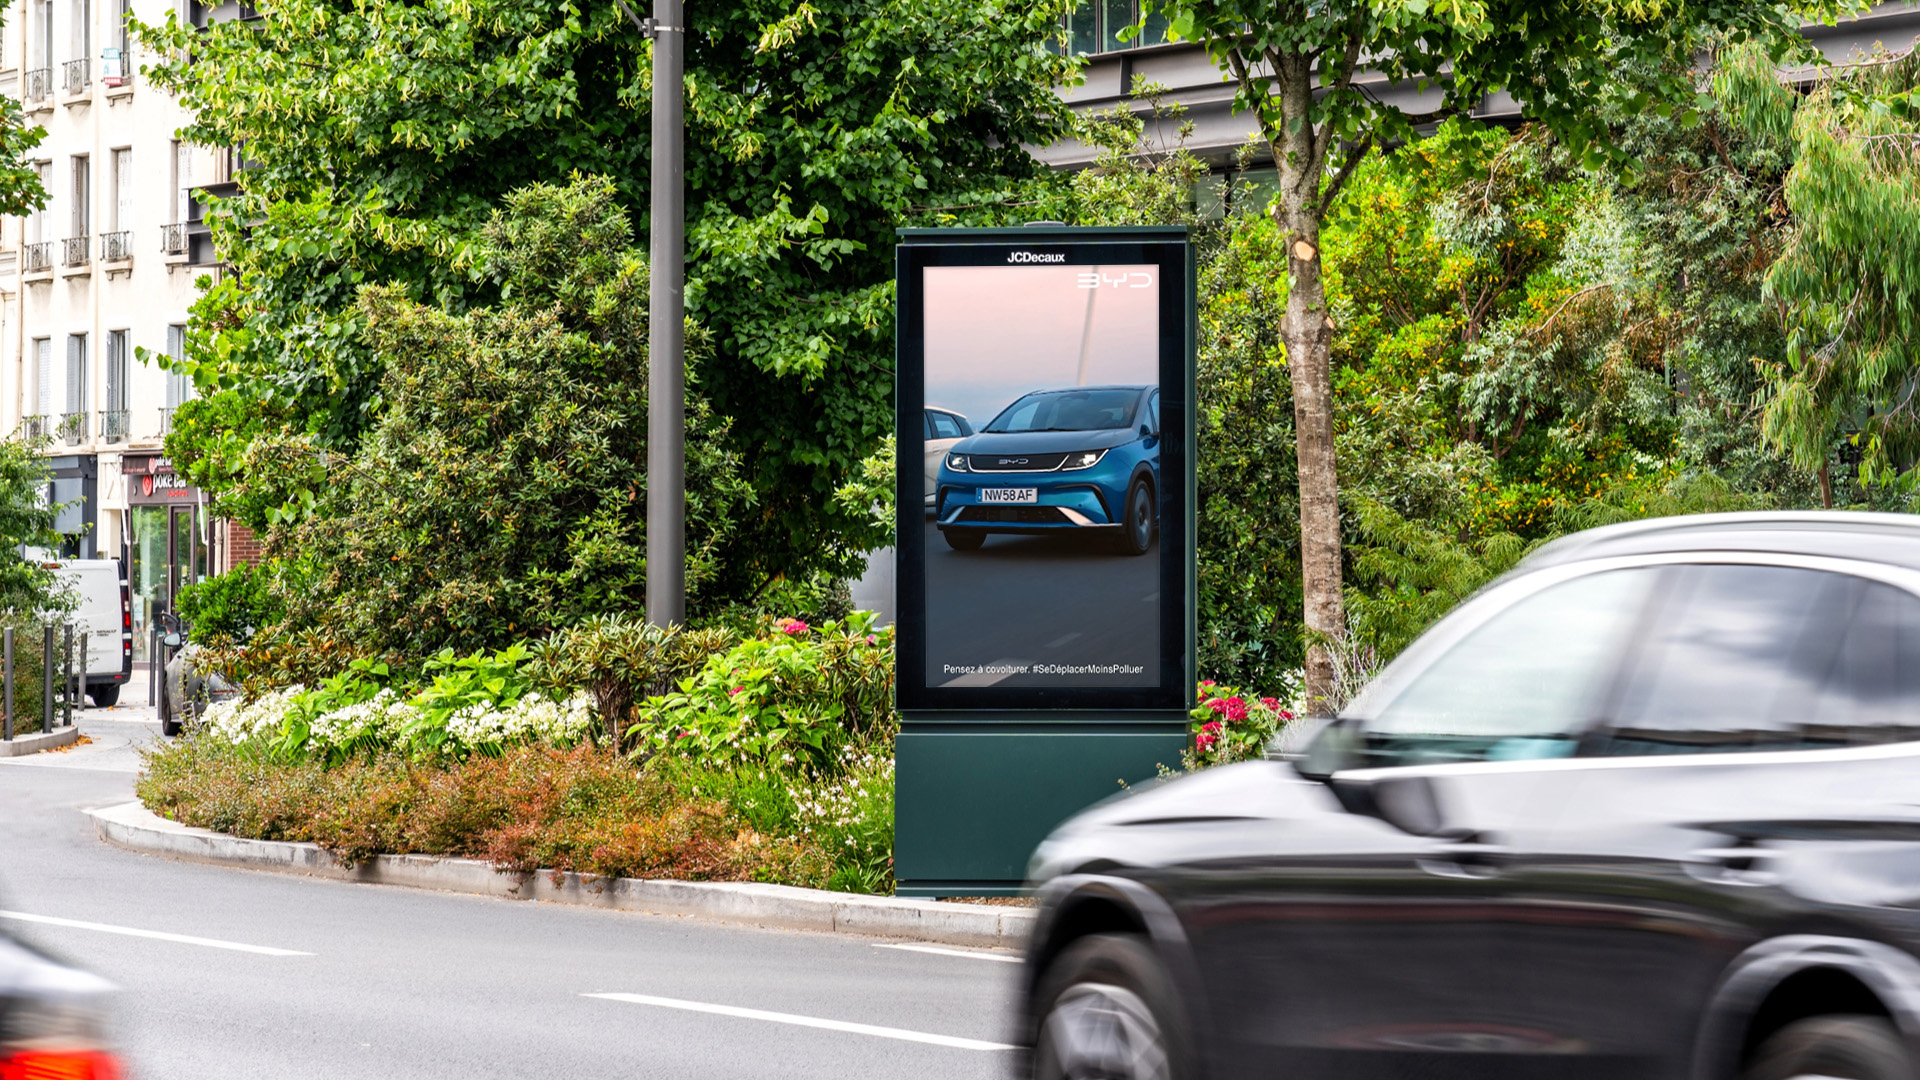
[{"xmin": 0, "ymin": 0, "xmax": 209, "ymax": 559}]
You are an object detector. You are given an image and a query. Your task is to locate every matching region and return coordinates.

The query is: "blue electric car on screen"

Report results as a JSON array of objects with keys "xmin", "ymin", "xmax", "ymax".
[{"xmin": 934, "ymin": 385, "xmax": 1160, "ymax": 555}]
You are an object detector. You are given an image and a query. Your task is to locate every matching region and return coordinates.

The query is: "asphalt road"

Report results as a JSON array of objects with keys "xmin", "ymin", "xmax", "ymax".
[
  {"xmin": 923, "ymin": 519, "xmax": 1160, "ymax": 688},
  {"xmin": 0, "ymin": 712, "xmax": 1022, "ymax": 1080}
]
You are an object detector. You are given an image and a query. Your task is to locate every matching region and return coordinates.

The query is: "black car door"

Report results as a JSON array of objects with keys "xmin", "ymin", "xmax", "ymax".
[
  {"xmin": 1490, "ymin": 561, "xmax": 1920, "ymax": 1080},
  {"xmin": 1180, "ymin": 566, "xmax": 1661, "ymax": 1080}
]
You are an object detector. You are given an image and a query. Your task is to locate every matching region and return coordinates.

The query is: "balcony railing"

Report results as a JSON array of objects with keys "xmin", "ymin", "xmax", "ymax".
[
  {"xmin": 22, "ymin": 68, "xmax": 50, "ymax": 105},
  {"xmin": 61, "ymin": 236, "xmax": 89, "ymax": 267},
  {"xmin": 160, "ymin": 223, "xmax": 188, "ymax": 256},
  {"xmin": 18, "ymin": 416, "xmax": 46, "ymax": 441},
  {"xmin": 57, "ymin": 412, "xmax": 87, "ymax": 446},
  {"xmin": 100, "ymin": 231, "xmax": 131, "ymax": 261},
  {"xmin": 23, "ymin": 243, "xmax": 52, "ymax": 274},
  {"xmin": 100, "ymin": 409, "xmax": 129, "ymax": 444},
  {"xmin": 61, "ymin": 58, "xmax": 89, "ymax": 96}
]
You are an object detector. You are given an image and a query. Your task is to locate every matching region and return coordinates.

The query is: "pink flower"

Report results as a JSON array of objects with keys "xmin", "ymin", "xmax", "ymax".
[
  {"xmin": 866, "ymin": 635, "xmax": 877, "ymax": 645},
  {"xmin": 728, "ymin": 686, "xmax": 744, "ymax": 697},
  {"xmin": 1201, "ymin": 720, "xmax": 1223, "ymax": 733},
  {"xmin": 1207, "ymin": 698, "xmax": 1229, "ymax": 714},
  {"xmin": 1198, "ymin": 680, "xmax": 1216, "ymax": 688},
  {"xmin": 1279, "ymin": 710, "xmax": 1294, "ymax": 722},
  {"xmin": 1260, "ymin": 697, "xmax": 1280, "ymax": 710},
  {"xmin": 779, "ymin": 619, "xmax": 809, "ymax": 635},
  {"xmin": 1224, "ymin": 697, "xmax": 1249, "ymax": 723},
  {"xmin": 677, "ymin": 731, "xmax": 693, "ymax": 739},
  {"xmin": 1195, "ymin": 732, "xmax": 1218, "ymax": 752}
]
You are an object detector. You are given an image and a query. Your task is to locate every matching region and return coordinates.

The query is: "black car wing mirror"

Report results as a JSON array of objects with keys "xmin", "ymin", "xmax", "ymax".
[
  {"xmin": 1336, "ymin": 773, "xmax": 1448, "ymax": 837},
  {"xmin": 1293, "ymin": 716, "xmax": 1361, "ymax": 780}
]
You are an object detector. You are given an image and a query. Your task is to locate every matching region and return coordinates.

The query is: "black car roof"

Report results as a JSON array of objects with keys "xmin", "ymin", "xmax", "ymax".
[{"xmin": 1525, "ymin": 511, "xmax": 1920, "ymax": 572}]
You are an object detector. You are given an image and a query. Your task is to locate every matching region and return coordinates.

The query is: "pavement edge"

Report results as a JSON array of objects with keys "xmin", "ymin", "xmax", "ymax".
[
  {"xmin": 86, "ymin": 801, "xmax": 1033, "ymax": 950},
  {"xmin": 0, "ymin": 727, "xmax": 81, "ymax": 758}
]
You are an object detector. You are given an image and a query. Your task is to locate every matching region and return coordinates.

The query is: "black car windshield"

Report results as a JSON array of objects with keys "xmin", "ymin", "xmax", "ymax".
[{"xmin": 985, "ymin": 390, "xmax": 1140, "ymax": 433}]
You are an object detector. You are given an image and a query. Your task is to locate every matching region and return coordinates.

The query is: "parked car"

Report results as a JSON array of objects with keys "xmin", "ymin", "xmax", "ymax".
[
  {"xmin": 934, "ymin": 385, "xmax": 1159, "ymax": 555},
  {"xmin": 47, "ymin": 559, "xmax": 133, "ymax": 708},
  {"xmin": 1019, "ymin": 512, "xmax": 1920, "ymax": 1080},
  {"xmin": 0, "ymin": 919, "xmax": 122, "ymax": 1079},
  {"xmin": 155, "ymin": 612, "xmax": 238, "ymax": 738},
  {"xmin": 923, "ymin": 407, "xmax": 974, "ymax": 510}
]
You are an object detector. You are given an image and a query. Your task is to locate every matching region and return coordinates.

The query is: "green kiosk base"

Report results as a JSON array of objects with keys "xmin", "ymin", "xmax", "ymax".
[{"xmin": 894, "ymin": 714, "xmax": 1191, "ymax": 897}]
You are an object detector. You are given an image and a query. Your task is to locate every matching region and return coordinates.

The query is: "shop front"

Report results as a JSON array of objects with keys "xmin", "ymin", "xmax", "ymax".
[{"xmin": 122, "ymin": 454, "xmax": 208, "ymax": 665}]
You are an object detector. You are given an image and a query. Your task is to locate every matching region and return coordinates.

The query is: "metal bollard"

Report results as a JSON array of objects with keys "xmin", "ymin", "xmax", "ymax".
[
  {"xmin": 41, "ymin": 623, "xmax": 52, "ymax": 733},
  {"xmin": 2, "ymin": 628, "xmax": 11, "ymax": 742},
  {"xmin": 77, "ymin": 630, "xmax": 87, "ymax": 714},
  {"xmin": 61, "ymin": 623, "xmax": 72, "ymax": 729},
  {"xmin": 147, "ymin": 625, "xmax": 157, "ymax": 707}
]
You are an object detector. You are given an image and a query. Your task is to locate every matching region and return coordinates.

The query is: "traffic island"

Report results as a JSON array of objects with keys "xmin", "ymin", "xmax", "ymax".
[
  {"xmin": 0, "ymin": 726, "xmax": 80, "ymax": 757},
  {"xmin": 86, "ymin": 801, "xmax": 1032, "ymax": 950}
]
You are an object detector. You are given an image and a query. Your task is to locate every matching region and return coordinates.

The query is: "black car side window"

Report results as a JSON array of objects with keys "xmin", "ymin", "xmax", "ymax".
[
  {"xmin": 1593, "ymin": 564, "xmax": 1920, "ymax": 755},
  {"xmin": 1360, "ymin": 568, "xmax": 1659, "ymax": 767}
]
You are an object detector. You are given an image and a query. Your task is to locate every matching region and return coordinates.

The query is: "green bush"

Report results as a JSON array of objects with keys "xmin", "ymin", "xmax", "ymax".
[
  {"xmin": 627, "ymin": 613, "xmax": 895, "ymax": 773},
  {"xmin": 175, "ymin": 561, "xmax": 284, "ymax": 645}
]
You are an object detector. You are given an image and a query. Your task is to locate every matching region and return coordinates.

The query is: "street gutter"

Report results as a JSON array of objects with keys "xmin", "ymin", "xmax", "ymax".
[{"xmin": 86, "ymin": 801, "xmax": 1033, "ymax": 950}]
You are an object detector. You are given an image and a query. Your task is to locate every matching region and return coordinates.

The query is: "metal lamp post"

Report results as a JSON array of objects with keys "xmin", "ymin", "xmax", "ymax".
[{"xmin": 615, "ymin": 0, "xmax": 686, "ymax": 629}]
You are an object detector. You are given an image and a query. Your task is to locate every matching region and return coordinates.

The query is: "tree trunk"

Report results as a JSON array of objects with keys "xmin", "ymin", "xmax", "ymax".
[
  {"xmin": 1271, "ymin": 56, "xmax": 1344, "ymax": 716},
  {"xmin": 1819, "ymin": 459, "xmax": 1833, "ymax": 509}
]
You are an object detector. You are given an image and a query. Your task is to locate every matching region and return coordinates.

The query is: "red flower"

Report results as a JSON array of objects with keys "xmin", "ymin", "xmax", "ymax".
[
  {"xmin": 1195, "ymin": 732, "xmax": 1218, "ymax": 752},
  {"xmin": 866, "ymin": 635, "xmax": 877, "ymax": 645},
  {"xmin": 1207, "ymin": 698, "xmax": 1229, "ymax": 714},
  {"xmin": 1279, "ymin": 710, "xmax": 1294, "ymax": 722},
  {"xmin": 1201, "ymin": 720, "xmax": 1223, "ymax": 733},
  {"xmin": 1199, "ymin": 680, "xmax": 1215, "ymax": 688},
  {"xmin": 779, "ymin": 619, "xmax": 810, "ymax": 635},
  {"xmin": 1260, "ymin": 696, "xmax": 1280, "ymax": 710},
  {"xmin": 1224, "ymin": 697, "xmax": 1249, "ymax": 723},
  {"xmin": 728, "ymin": 686, "xmax": 744, "ymax": 696}
]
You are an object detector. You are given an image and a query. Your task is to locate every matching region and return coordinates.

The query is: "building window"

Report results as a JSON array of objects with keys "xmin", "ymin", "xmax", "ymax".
[
  {"xmin": 70, "ymin": 153, "xmax": 88, "ymax": 239},
  {"xmin": 172, "ymin": 141, "xmax": 193, "ymax": 225},
  {"xmin": 66, "ymin": 334, "xmax": 87, "ymax": 415},
  {"xmin": 106, "ymin": 329, "xmax": 127, "ymax": 411},
  {"xmin": 33, "ymin": 337, "xmax": 51, "ymax": 419},
  {"xmin": 27, "ymin": 161, "xmax": 49, "ymax": 244},
  {"xmin": 165, "ymin": 324, "xmax": 193, "ymax": 407},
  {"xmin": 111, "ymin": 147, "xmax": 131, "ymax": 231},
  {"xmin": 72, "ymin": 0, "xmax": 91, "ymax": 62},
  {"xmin": 1061, "ymin": 0, "xmax": 1168, "ymax": 54}
]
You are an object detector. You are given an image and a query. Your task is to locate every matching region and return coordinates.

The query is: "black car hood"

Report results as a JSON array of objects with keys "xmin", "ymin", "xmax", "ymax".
[
  {"xmin": 953, "ymin": 428, "xmax": 1139, "ymax": 456},
  {"xmin": 1028, "ymin": 760, "xmax": 1353, "ymax": 882}
]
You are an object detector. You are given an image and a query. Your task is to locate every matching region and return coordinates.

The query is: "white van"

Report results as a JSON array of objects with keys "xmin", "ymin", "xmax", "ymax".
[{"xmin": 47, "ymin": 559, "xmax": 133, "ymax": 707}]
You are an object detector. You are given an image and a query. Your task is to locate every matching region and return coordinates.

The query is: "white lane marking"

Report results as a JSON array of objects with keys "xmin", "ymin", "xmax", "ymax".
[
  {"xmin": 0, "ymin": 911, "xmax": 313, "ymax": 956},
  {"xmin": 873, "ymin": 943, "xmax": 1022, "ymax": 964},
  {"xmin": 583, "ymin": 992, "xmax": 1016, "ymax": 1051}
]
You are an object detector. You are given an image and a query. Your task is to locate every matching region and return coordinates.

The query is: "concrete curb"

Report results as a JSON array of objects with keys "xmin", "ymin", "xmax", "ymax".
[
  {"xmin": 0, "ymin": 726, "xmax": 79, "ymax": 757},
  {"xmin": 87, "ymin": 801, "xmax": 1034, "ymax": 950}
]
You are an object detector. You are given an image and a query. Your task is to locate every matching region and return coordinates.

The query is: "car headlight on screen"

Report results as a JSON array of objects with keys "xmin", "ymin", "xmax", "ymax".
[
  {"xmin": 1061, "ymin": 450, "xmax": 1107, "ymax": 471},
  {"xmin": 946, "ymin": 453, "xmax": 969, "ymax": 472}
]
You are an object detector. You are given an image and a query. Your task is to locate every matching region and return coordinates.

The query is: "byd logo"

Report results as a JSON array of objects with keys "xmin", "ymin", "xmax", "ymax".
[{"xmin": 1007, "ymin": 251, "xmax": 1066, "ymax": 263}]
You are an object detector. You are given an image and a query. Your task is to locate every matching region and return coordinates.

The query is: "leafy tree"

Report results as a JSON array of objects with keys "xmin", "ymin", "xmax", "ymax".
[
  {"xmin": 1714, "ymin": 43, "xmax": 1920, "ymax": 504},
  {"xmin": 259, "ymin": 178, "xmax": 753, "ymax": 658},
  {"xmin": 0, "ymin": 436, "xmax": 72, "ymax": 615},
  {"xmin": 138, "ymin": 0, "xmax": 1075, "ymax": 594},
  {"xmin": 1147, "ymin": 0, "xmax": 1837, "ymax": 711}
]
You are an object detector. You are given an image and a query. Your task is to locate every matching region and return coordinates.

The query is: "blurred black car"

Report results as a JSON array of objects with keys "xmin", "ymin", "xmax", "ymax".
[
  {"xmin": 0, "ymin": 922, "xmax": 120, "ymax": 1078},
  {"xmin": 1020, "ymin": 512, "xmax": 1920, "ymax": 1080}
]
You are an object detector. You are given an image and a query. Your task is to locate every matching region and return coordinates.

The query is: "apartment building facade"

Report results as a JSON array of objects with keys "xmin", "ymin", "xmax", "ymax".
[{"xmin": 0, "ymin": 0, "xmax": 246, "ymax": 661}]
